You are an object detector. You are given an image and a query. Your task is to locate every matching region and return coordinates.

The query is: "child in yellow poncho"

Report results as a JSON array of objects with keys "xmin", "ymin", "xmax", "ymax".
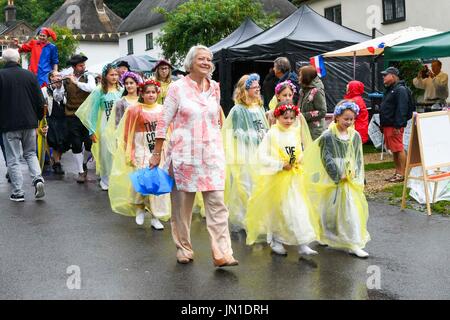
[
  {"xmin": 303, "ymin": 100, "xmax": 370, "ymax": 258},
  {"xmin": 108, "ymin": 80, "xmax": 170, "ymax": 230},
  {"xmin": 223, "ymin": 73, "xmax": 269, "ymax": 232},
  {"xmin": 246, "ymin": 101, "xmax": 319, "ymax": 257}
]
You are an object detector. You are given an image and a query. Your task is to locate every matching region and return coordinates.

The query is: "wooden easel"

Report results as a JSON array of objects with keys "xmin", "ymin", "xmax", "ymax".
[{"xmin": 401, "ymin": 111, "xmax": 450, "ymax": 215}]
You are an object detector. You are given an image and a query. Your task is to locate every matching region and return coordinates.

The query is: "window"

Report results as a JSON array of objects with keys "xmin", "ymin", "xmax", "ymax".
[
  {"xmin": 0, "ymin": 45, "xmax": 7, "ymax": 57},
  {"xmin": 146, "ymin": 33, "xmax": 153, "ymax": 51},
  {"xmin": 383, "ymin": 0, "xmax": 405, "ymax": 24},
  {"xmin": 127, "ymin": 39, "xmax": 134, "ymax": 55},
  {"xmin": 324, "ymin": 5, "xmax": 342, "ymax": 25}
]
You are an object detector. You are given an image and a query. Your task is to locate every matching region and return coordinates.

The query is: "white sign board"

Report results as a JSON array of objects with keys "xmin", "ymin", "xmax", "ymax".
[{"xmin": 418, "ymin": 112, "xmax": 450, "ymax": 168}]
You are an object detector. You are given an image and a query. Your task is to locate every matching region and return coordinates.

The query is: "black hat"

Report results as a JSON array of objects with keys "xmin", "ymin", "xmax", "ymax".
[
  {"xmin": 68, "ymin": 54, "xmax": 88, "ymax": 67},
  {"xmin": 381, "ymin": 67, "xmax": 399, "ymax": 76},
  {"xmin": 117, "ymin": 60, "xmax": 131, "ymax": 69}
]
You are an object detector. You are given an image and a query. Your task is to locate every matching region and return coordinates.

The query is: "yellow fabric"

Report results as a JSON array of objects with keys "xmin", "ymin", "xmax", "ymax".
[
  {"xmin": 154, "ymin": 79, "xmax": 172, "ymax": 105},
  {"xmin": 108, "ymin": 103, "xmax": 171, "ymax": 219},
  {"xmin": 222, "ymin": 103, "xmax": 269, "ymax": 230},
  {"xmin": 246, "ymin": 122, "xmax": 319, "ymax": 245},
  {"xmin": 302, "ymin": 122, "xmax": 370, "ymax": 250},
  {"xmin": 268, "ymin": 95, "xmax": 278, "ymax": 111}
]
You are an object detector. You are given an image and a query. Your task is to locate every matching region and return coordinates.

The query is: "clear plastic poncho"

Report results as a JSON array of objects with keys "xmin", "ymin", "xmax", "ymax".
[
  {"xmin": 107, "ymin": 103, "xmax": 171, "ymax": 220},
  {"xmin": 75, "ymin": 86, "xmax": 124, "ymax": 177},
  {"xmin": 302, "ymin": 122, "xmax": 370, "ymax": 251},
  {"xmin": 222, "ymin": 103, "xmax": 269, "ymax": 231},
  {"xmin": 245, "ymin": 118, "xmax": 319, "ymax": 246}
]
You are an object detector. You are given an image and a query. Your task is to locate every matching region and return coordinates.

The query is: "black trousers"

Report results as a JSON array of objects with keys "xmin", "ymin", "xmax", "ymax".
[{"xmin": 65, "ymin": 116, "xmax": 92, "ymax": 154}]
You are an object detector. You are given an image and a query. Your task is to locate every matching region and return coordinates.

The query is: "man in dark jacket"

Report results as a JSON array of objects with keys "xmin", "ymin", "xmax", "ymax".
[
  {"xmin": 380, "ymin": 67, "xmax": 410, "ymax": 183},
  {"xmin": 0, "ymin": 49, "xmax": 46, "ymax": 201},
  {"xmin": 273, "ymin": 57, "xmax": 300, "ymax": 104}
]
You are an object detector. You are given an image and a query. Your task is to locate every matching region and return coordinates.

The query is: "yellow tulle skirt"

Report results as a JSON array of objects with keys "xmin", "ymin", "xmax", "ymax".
[{"xmin": 246, "ymin": 168, "xmax": 320, "ymax": 246}]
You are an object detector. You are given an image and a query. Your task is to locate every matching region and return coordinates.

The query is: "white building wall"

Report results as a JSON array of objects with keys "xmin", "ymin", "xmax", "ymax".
[
  {"xmin": 119, "ymin": 23, "xmax": 164, "ymax": 59},
  {"xmin": 304, "ymin": 0, "xmax": 450, "ymax": 35},
  {"xmin": 77, "ymin": 41, "xmax": 120, "ymax": 68}
]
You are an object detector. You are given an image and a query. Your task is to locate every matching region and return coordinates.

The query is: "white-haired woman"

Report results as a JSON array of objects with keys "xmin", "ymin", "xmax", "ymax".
[{"xmin": 150, "ymin": 45, "xmax": 238, "ymax": 267}]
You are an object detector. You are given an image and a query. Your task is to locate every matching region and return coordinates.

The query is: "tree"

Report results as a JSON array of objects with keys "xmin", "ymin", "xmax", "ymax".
[
  {"xmin": 51, "ymin": 24, "xmax": 79, "ymax": 69},
  {"xmin": 156, "ymin": 0, "xmax": 277, "ymax": 65},
  {"xmin": 105, "ymin": 0, "xmax": 141, "ymax": 19},
  {"xmin": 289, "ymin": 0, "xmax": 305, "ymax": 6}
]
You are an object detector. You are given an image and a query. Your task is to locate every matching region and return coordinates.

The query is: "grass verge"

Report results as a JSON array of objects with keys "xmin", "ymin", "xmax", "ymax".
[{"xmin": 382, "ymin": 183, "xmax": 450, "ymax": 215}]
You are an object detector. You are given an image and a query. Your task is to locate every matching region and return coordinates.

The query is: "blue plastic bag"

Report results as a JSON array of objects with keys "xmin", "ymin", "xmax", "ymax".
[{"xmin": 130, "ymin": 167, "xmax": 174, "ymax": 196}]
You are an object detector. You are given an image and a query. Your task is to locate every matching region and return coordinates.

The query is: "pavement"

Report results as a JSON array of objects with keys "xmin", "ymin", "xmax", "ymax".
[{"xmin": 0, "ymin": 153, "xmax": 449, "ymax": 300}]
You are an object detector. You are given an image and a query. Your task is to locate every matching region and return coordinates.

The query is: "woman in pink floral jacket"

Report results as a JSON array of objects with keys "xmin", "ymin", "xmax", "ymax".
[{"xmin": 150, "ymin": 45, "xmax": 238, "ymax": 268}]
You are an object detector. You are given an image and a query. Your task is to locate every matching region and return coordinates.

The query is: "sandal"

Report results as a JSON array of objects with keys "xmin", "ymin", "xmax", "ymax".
[
  {"xmin": 388, "ymin": 173, "xmax": 404, "ymax": 183},
  {"xmin": 384, "ymin": 173, "xmax": 397, "ymax": 182}
]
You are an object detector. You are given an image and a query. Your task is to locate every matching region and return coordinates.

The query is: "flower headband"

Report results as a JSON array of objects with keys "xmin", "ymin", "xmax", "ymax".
[
  {"xmin": 275, "ymin": 80, "xmax": 297, "ymax": 95},
  {"xmin": 102, "ymin": 63, "xmax": 118, "ymax": 77},
  {"xmin": 245, "ymin": 73, "xmax": 260, "ymax": 90},
  {"xmin": 334, "ymin": 100, "xmax": 360, "ymax": 116},
  {"xmin": 120, "ymin": 71, "xmax": 143, "ymax": 86},
  {"xmin": 274, "ymin": 103, "xmax": 300, "ymax": 117},
  {"xmin": 139, "ymin": 79, "xmax": 161, "ymax": 93}
]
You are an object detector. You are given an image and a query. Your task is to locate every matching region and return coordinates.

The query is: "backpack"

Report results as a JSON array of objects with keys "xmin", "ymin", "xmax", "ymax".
[{"xmin": 405, "ymin": 86, "xmax": 416, "ymax": 120}]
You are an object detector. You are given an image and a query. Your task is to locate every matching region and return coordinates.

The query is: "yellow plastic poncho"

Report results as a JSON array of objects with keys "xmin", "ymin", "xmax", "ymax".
[
  {"xmin": 302, "ymin": 122, "xmax": 370, "ymax": 251},
  {"xmin": 75, "ymin": 86, "xmax": 124, "ymax": 177},
  {"xmin": 245, "ymin": 118, "xmax": 319, "ymax": 246},
  {"xmin": 222, "ymin": 103, "xmax": 269, "ymax": 231},
  {"xmin": 107, "ymin": 103, "xmax": 171, "ymax": 220}
]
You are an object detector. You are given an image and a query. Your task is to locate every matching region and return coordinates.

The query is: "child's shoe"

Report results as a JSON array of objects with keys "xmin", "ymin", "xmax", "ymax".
[
  {"xmin": 270, "ymin": 240, "xmax": 287, "ymax": 255},
  {"xmin": 299, "ymin": 244, "xmax": 318, "ymax": 256},
  {"xmin": 349, "ymin": 248, "xmax": 369, "ymax": 258}
]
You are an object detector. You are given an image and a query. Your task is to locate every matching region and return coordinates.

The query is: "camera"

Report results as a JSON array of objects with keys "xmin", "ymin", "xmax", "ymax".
[{"xmin": 421, "ymin": 65, "xmax": 430, "ymax": 78}]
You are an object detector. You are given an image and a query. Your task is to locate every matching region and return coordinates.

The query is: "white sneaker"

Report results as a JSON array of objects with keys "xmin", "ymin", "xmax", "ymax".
[
  {"xmin": 270, "ymin": 240, "xmax": 287, "ymax": 255},
  {"xmin": 99, "ymin": 179, "xmax": 109, "ymax": 191},
  {"xmin": 349, "ymin": 248, "xmax": 369, "ymax": 258},
  {"xmin": 135, "ymin": 211, "xmax": 145, "ymax": 225},
  {"xmin": 299, "ymin": 244, "xmax": 318, "ymax": 256},
  {"xmin": 150, "ymin": 218, "xmax": 164, "ymax": 230}
]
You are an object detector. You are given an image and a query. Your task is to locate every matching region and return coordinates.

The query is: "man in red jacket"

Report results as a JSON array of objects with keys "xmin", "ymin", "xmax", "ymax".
[{"xmin": 344, "ymin": 80, "xmax": 369, "ymax": 144}]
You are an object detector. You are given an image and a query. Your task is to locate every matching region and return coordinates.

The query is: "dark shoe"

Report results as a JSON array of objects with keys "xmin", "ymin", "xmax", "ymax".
[
  {"xmin": 213, "ymin": 257, "xmax": 239, "ymax": 268},
  {"xmin": 76, "ymin": 171, "xmax": 87, "ymax": 183},
  {"xmin": 387, "ymin": 173, "xmax": 404, "ymax": 183},
  {"xmin": 34, "ymin": 179, "xmax": 45, "ymax": 200},
  {"xmin": 10, "ymin": 194, "xmax": 25, "ymax": 202},
  {"xmin": 52, "ymin": 162, "xmax": 65, "ymax": 175}
]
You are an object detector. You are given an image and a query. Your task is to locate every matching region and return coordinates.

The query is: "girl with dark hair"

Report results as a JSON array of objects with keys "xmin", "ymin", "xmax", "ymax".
[
  {"xmin": 76, "ymin": 63, "xmax": 123, "ymax": 190},
  {"xmin": 109, "ymin": 79, "xmax": 170, "ymax": 230},
  {"xmin": 114, "ymin": 71, "xmax": 143, "ymax": 126}
]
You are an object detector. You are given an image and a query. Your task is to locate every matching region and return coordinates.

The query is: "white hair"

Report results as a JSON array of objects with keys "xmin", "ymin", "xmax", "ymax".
[
  {"xmin": 183, "ymin": 45, "xmax": 213, "ymax": 73},
  {"xmin": 2, "ymin": 48, "xmax": 20, "ymax": 63}
]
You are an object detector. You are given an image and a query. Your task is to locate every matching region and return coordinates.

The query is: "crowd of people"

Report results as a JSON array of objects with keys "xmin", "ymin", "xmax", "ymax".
[{"xmin": 2, "ymin": 28, "xmax": 431, "ymax": 267}]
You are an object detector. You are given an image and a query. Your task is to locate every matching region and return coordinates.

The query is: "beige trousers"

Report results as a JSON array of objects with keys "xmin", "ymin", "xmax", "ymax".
[{"xmin": 170, "ymin": 189, "xmax": 234, "ymax": 262}]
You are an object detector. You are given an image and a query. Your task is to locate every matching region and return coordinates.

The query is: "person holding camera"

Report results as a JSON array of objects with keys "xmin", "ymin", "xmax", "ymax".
[{"xmin": 413, "ymin": 60, "xmax": 448, "ymax": 104}]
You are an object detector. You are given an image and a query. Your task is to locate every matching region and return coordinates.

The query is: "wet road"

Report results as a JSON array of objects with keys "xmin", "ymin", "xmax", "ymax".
[{"xmin": 0, "ymin": 155, "xmax": 449, "ymax": 300}]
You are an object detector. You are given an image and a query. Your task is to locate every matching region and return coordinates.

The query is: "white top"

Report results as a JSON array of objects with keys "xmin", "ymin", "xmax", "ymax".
[{"xmin": 413, "ymin": 72, "xmax": 449, "ymax": 102}]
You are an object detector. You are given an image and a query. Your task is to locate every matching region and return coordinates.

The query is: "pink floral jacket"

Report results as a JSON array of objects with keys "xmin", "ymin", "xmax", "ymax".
[{"xmin": 156, "ymin": 76, "xmax": 225, "ymax": 192}]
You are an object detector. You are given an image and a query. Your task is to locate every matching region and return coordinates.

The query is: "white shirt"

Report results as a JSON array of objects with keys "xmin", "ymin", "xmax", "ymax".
[
  {"xmin": 413, "ymin": 72, "xmax": 449, "ymax": 102},
  {"xmin": 53, "ymin": 73, "xmax": 96, "ymax": 103}
]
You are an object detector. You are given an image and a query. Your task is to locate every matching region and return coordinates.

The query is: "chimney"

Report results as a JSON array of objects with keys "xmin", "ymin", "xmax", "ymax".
[
  {"xmin": 95, "ymin": 0, "xmax": 105, "ymax": 11},
  {"xmin": 5, "ymin": 0, "xmax": 16, "ymax": 25}
]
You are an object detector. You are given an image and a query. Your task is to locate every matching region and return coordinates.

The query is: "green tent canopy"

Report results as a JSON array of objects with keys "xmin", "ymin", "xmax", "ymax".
[{"xmin": 384, "ymin": 30, "xmax": 450, "ymax": 63}]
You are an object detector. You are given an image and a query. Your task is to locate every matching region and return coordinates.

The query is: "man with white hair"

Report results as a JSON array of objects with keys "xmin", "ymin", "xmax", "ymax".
[{"xmin": 0, "ymin": 48, "xmax": 46, "ymax": 201}]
